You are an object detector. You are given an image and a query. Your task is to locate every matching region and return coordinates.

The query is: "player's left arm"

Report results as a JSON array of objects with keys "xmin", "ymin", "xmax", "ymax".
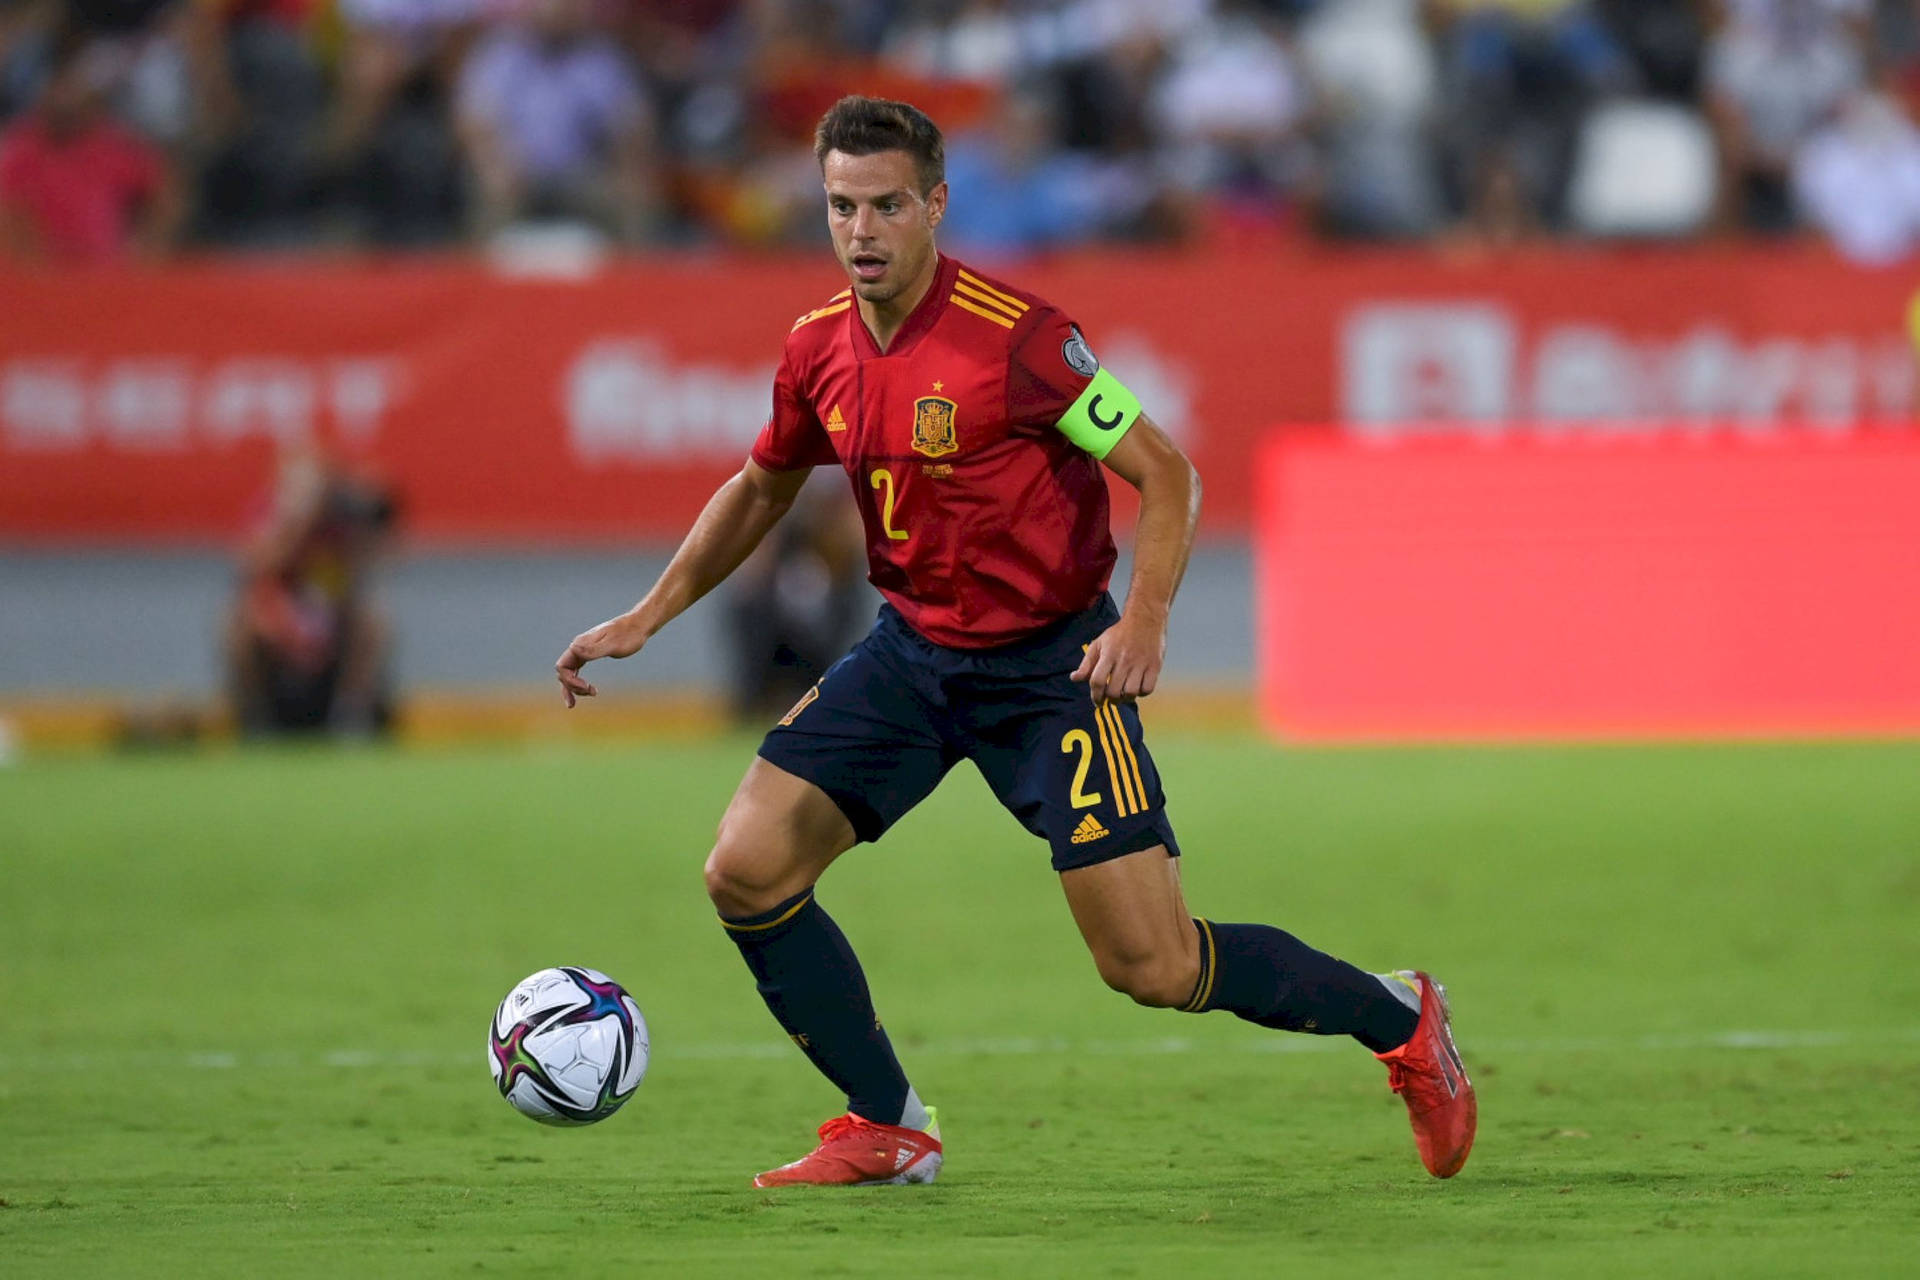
[{"xmin": 1070, "ymin": 415, "xmax": 1201, "ymax": 703}]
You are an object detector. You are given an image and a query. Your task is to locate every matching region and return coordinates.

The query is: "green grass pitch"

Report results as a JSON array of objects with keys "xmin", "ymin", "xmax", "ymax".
[{"xmin": 4, "ymin": 735, "xmax": 1918, "ymax": 1277}]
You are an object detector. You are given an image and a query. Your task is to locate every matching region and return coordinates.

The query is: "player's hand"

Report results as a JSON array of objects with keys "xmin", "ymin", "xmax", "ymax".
[
  {"xmin": 555, "ymin": 613, "xmax": 648, "ymax": 708},
  {"xmin": 1071, "ymin": 609, "xmax": 1167, "ymax": 704}
]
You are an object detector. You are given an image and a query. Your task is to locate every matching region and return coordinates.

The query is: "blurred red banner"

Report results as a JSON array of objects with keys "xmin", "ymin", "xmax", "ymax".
[
  {"xmin": 1, "ymin": 247, "xmax": 1913, "ymax": 542},
  {"xmin": 1255, "ymin": 431, "xmax": 1920, "ymax": 740}
]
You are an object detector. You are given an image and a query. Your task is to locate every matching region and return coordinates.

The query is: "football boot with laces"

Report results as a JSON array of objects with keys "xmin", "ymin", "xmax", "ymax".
[
  {"xmin": 1375, "ymin": 971, "xmax": 1477, "ymax": 1178},
  {"xmin": 753, "ymin": 1109, "xmax": 943, "ymax": 1188}
]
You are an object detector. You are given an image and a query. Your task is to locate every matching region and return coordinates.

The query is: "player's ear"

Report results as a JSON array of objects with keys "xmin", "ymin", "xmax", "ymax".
[{"xmin": 925, "ymin": 181, "xmax": 948, "ymax": 229}]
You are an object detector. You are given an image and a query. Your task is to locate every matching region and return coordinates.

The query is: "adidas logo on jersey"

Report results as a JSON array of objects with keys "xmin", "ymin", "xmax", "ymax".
[
  {"xmin": 825, "ymin": 404, "xmax": 847, "ymax": 432},
  {"xmin": 1070, "ymin": 813, "xmax": 1110, "ymax": 844}
]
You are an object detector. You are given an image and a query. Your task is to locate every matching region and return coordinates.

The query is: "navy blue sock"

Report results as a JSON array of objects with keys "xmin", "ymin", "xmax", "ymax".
[
  {"xmin": 721, "ymin": 888, "xmax": 911, "ymax": 1124},
  {"xmin": 1181, "ymin": 919, "xmax": 1418, "ymax": 1053}
]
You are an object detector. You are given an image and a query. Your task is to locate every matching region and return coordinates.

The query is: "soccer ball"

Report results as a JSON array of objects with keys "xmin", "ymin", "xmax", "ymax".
[{"xmin": 487, "ymin": 966, "xmax": 648, "ymax": 1126}]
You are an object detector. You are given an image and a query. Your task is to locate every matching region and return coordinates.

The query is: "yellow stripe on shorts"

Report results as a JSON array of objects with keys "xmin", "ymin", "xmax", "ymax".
[
  {"xmin": 1098, "ymin": 701, "xmax": 1144, "ymax": 816},
  {"xmin": 1092, "ymin": 704, "xmax": 1134, "ymax": 817}
]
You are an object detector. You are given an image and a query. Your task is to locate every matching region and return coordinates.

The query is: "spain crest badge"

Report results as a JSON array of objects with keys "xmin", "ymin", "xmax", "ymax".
[{"xmin": 911, "ymin": 396, "xmax": 958, "ymax": 458}]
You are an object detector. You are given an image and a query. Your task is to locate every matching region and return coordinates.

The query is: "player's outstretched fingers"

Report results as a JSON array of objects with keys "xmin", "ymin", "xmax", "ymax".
[{"xmin": 556, "ymin": 641, "xmax": 600, "ymax": 708}]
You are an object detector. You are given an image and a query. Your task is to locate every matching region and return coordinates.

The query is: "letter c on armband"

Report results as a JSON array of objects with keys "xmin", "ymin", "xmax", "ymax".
[{"xmin": 1055, "ymin": 368, "xmax": 1142, "ymax": 459}]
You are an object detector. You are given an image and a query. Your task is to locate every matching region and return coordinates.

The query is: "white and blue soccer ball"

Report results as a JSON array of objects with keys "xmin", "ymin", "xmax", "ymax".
[{"xmin": 488, "ymin": 966, "xmax": 648, "ymax": 1126}]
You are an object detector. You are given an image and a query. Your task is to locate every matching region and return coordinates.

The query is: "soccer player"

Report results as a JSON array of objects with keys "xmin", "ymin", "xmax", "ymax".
[{"xmin": 556, "ymin": 96, "xmax": 1476, "ymax": 1187}]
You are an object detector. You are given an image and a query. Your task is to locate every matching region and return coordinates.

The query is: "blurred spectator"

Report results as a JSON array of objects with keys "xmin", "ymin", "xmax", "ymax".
[
  {"xmin": 326, "ymin": 0, "xmax": 475, "ymax": 246},
  {"xmin": 228, "ymin": 450, "xmax": 398, "ymax": 738},
  {"xmin": 0, "ymin": 33, "xmax": 180, "ymax": 262},
  {"xmin": 455, "ymin": 0, "xmax": 658, "ymax": 242},
  {"xmin": 1594, "ymin": 0, "xmax": 1706, "ymax": 102},
  {"xmin": 1792, "ymin": 83, "xmax": 1920, "ymax": 264},
  {"xmin": 883, "ymin": 0, "xmax": 1023, "ymax": 84},
  {"xmin": 0, "ymin": 1, "xmax": 52, "ymax": 121},
  {"xmin": 940, "ymin": 88, "xmax": 1109, "ymax": 254},
  {"xmin": 191, "ymin": 0, "xmax": 331, "ymax": 247},
  {"xmin": 1150, "ymin": 0, "xmax": 1311, "ymax": 222},
  {"xmin": 330, "ymin": 0, "xmax": 480, "ymax": 245},
  {"xmin": 1438, "ymin": 0, "xmax": 1633, "ymax": 238},
  {"xmin": 627, "ymin": 0, "xmax": 750, "ymax": 183},
  {"xmin": 1564, "ymin": 96, "xmax": 1718, "ymax": 237},
  {"xmin": 111, "ymin": 3, "xmax": 195, "ymax": 150},
  {"xmin": 4, "ymin": 0, "xmax": 1914, "ymax": 255},
  {"xmin": 1705, "ymin": 0, "xmax": 1868, "ymax": 233},
  {"xmin": 726, "ymin": 479, "xmax": 865, "ymax": 726},
  {"xmin": 1298, "ymin": 0, "xmax": 1444, "ymax": 238},
  {"xmin": 0, "ymin": 1, "xmax": 196, "ymax": 144}
]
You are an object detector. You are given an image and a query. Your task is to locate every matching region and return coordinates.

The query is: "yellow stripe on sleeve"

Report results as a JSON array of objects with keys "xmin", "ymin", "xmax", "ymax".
[
  {"xmin": 949, "ymin": 295, "xmax": 1016, "ymax": 329},
  {"xmin": 791, "ymin": 300, "xmax": 851, "ymax": 331},
  {"xmin": 953, "ymin": 278, "xmax": 1023, "ymax": 319},
  {"xmin": 955, "ymin": 269, "xmax": 1029, "ymax": 313}
]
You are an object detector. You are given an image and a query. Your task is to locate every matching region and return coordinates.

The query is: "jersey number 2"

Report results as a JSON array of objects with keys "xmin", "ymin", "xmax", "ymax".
[
  {"xmin": 1059, "ymin": 730, "xmax": 1104, "ymax": 809},
  {"xmin": 869, "ymin": 467, "xmax": 910, "ymax": 541}
]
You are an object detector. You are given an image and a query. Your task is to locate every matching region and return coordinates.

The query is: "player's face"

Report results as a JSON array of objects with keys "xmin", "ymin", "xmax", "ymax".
[{"xmin": 823, "ymin": 149, "xmax": 946, "ymax": 307}]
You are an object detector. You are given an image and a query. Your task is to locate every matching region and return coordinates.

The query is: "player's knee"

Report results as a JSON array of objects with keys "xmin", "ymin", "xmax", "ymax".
[
  {"xmin": 702, "ymin": 835, "xmax": 785, "ymax": 918},
  {"xmin": 1095, "ymin": 950, "xmax": 1199, "ymax": 1009},
  {"xmin": 705, "ymin": 800, "xmax": 824, "ymax": 918}
]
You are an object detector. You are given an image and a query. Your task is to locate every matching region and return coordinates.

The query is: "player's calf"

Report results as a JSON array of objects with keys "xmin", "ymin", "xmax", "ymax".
[
  {"xmin": 1172, "ymin": 918, "xmax": 1420, "ymax": 1049},
  {"xmin": 1064, "ymin": 845, "xmax": 1202, "ymax": 1007}
]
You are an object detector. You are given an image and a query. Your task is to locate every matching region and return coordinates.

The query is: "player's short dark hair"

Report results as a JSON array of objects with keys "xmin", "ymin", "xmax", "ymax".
[{"xmin": 813, "ymin": 95, "xmax": 945, "ymax": 196}]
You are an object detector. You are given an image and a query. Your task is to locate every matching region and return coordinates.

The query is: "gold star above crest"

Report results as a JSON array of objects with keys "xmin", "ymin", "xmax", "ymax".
[{"xmin": 932, "ymin": 380, "xmax": 944, "ymax": 392}]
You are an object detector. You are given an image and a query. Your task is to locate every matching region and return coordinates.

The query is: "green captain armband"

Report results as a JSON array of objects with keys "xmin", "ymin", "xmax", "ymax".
[{"xmin": 1055, "ymin": 366, "xmax": 1142, "ymax": 459}]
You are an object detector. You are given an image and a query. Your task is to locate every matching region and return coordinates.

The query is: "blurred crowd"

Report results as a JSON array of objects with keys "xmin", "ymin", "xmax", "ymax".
[{"xmin": 4, "ymin": 0, "xmax": 1920, "ymax": 265}]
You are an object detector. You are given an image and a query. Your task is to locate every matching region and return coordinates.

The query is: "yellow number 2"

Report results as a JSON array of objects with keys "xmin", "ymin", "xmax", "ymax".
[
  {"xmin": 1059, "ymin": 729, "xmax": 1104, "ymax": 809},
  {"xmin": 869, "ymin": 467, "xmax": 910, "ymax": 541}
]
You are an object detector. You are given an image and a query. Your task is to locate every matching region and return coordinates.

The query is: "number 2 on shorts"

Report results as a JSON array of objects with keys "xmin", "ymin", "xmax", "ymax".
[{"xmin": 1059, "ymin": 729, "xmax": 1104, "ymax": 809}]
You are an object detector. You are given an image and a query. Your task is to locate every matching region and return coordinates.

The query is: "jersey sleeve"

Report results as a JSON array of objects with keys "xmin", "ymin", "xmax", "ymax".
[
  {"xmin": 750, "ymin": 345, "xmax": 837, "ymax": 472},
  {"xmin": 1007, "ymin": 307, "xmax": 1142, "ymax": 460}
]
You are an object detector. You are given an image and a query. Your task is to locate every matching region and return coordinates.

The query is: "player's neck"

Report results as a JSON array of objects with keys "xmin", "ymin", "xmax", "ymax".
[{"xmin": 857, "ymin": 253, "xmax": 940, "ymax": 353}]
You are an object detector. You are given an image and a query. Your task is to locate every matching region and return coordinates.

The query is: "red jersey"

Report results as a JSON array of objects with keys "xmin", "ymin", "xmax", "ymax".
[{"xmin": 751, "ymin": 254, "xmax": 1114, "ymax": 649}]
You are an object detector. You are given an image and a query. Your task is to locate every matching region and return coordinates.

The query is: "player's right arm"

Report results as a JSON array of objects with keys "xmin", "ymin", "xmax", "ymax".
[{"xmin": 554, "ymin": 459, "xmax": 811, "ymax": 707}]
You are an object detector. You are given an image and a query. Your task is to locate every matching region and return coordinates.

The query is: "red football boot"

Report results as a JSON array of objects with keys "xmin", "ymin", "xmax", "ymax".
[
  {"xmin": 753, "ymin": 1109, "xmax": 943, "ymax": 1188},
  {"xmin": 1375, "ymin": 971, "xmax": 1477, "ymax": 1178}
]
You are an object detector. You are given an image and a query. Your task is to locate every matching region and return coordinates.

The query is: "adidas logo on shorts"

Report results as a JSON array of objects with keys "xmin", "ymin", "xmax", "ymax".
[{"xmin": 1070, "ymin": 813, "xmax": 1110, "ymax": 844}]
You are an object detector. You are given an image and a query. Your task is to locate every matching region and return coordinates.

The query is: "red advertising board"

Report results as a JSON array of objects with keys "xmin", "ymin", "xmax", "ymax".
[
  {"xmin": 1, "ymin": 247, "xmax": 1914, "ymax": 542},
  {"xmin": 1255, "ymin": 431, "xmax": 1920, "ymax": 740}
]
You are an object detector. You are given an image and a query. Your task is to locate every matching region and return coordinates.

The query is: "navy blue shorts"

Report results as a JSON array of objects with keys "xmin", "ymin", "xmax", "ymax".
[{"xmin": 757, "ymin": 594, "xmax": 1180, "ymax": 872}]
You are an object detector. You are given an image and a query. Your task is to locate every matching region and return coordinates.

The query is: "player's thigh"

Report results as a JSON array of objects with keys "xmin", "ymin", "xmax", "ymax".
[
  {"xmin": 1059, "ymin": 845, "xmax": 1200, "ymax": 1008},
  {"xmin": 721, "ymin": 629, "xmax": 958, "ymax": 914},
  {"xmin": 705, "ymin": 757, "xmax": 859, "ymax": 917}
]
